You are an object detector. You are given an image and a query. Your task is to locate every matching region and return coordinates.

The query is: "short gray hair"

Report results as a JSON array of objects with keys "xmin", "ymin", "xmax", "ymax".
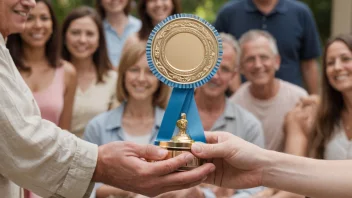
[
  {"xmin": 220, "ymin": 32, "xmax": 241, "ymax": 68},
  {"xmin": 239, "ymin": 30, "xmax": 278, "ymax": 55}
]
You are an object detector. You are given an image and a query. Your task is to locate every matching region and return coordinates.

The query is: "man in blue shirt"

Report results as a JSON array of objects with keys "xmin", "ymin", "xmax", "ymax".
[{"xmin": 214, "ymin": 0, "xmax": 321, "ymax": 94}]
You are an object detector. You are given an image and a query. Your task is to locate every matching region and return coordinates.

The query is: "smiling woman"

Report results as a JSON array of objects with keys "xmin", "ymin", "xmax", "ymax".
[
  {"xmin": 7, "ymin": 0, "xmax": 77, "ymax": 131},
  {"xmin": 61, "ymin": 6, "xmax": 118, "ymax": 138}
]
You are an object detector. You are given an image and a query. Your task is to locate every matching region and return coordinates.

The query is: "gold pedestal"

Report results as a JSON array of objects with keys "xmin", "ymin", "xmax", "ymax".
[{"xmin": 156, "ymin": 113, "xmax": 204, "ymax": 171}]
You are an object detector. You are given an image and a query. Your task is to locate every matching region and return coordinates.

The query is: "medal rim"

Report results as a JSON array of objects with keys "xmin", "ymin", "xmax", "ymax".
[{"xmin": 146, "ymin": 13, "xmax": 223, "ymax": 88}]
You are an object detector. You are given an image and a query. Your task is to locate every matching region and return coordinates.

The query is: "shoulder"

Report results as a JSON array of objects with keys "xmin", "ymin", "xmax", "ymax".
[
  {"xmin": 232, "ymin": 102, "xmax": 261, "ymax": 126},
  {"xmin": 129, "ymin": 15, "xmax": 142, "ymax": 27},
  {"xmin": 88, "ymin": 105, "xmax": 121, "ymax": 127},
  {"xmin": 102, "ymin": 70, "xmax": 117, "ymax": 90},
  {"xmin": 105, "ymin": 69, "xmax": 117, "ymax": 80},
  {"xmin": 285, "ymin": 0, "xmax": 313, "ymax": 16},
  {"xmin": 230, "ymin": 82, "xmax": 251, "ymax": 101},
  {"xmin": 280, "ymin": 80, "xmax": 308, "ymax": 97},
  {"xmin": 61, "ymin": 60, "xmax": 76, "ymax": 78},
  {"xmin": 61, "ymin": 60, "xmax": 76, "ymax": 86}
]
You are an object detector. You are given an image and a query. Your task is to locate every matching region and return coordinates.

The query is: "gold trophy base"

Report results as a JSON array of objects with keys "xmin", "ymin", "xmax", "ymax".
[{"xmin": 158, "ymin": 141, "xmax": 204, "ymax": 171}]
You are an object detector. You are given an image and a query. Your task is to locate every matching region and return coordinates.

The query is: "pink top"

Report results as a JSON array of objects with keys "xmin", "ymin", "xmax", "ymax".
[{"xmin": 32, "ymin": 67, "xmax": 65, "ymax": 125}]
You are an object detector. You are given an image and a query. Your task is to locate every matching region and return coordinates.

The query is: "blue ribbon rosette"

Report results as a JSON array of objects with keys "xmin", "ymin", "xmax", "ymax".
[{"xmin": 146, "ymin": 14, "xmax": 222, "ymax": 144}]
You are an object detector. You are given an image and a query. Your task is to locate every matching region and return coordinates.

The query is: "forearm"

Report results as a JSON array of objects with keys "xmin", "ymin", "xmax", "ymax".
[
  {"xmin": 0, "ymin": 73, "xmax": 97, "ymax": 197},
  {"xmin": 263, "ymin": 150, "xmax": 352, "ymax": 198},
  {"xmin": 301, "ymin": 60, "xmax": 319, "ymax": 94},
  {"xmin": 283, "ymin": 123, "xmax": 308, "ymax": 156}
]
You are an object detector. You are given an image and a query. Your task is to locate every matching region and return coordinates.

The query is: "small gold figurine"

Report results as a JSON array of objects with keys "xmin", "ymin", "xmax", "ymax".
[
  {"xmin": 172, "ymin": 113, "xmax": 193, "ymax": 143},
  {"xmin": 157, "ymin": 113, "xmax": 203, "ymax": 171}
]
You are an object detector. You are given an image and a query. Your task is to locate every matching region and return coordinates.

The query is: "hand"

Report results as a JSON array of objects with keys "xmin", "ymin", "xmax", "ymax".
[
  {"xmin": 285, "ymin": 96, "xmax": 318, "ymax": 136},
  {"xmin": 191, "ymin": 132, "xmax": 268, "ymax": 189},
  {"xmin": 92, "ymin": 141, "xmax": 215, "ymax": 197},
  {"xmin": 299, "ymin": 94, "xmax": 320, "ymax": 107}
]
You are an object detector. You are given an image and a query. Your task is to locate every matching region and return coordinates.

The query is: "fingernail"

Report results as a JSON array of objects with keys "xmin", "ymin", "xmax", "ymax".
[
  {"xmin": 185, "ymin": 153, "xmax": 194, "ymax": 162},
  {"xmin": 192, "ymin": 143, "xmax": 202, "ymax": 153},
  {"xmin": 158, "ymin": 149, "xmax": 168, "ymax": 157},
  {"xmin": 210, "ymin": 166, "xmax": 215, "ymax": 172}
]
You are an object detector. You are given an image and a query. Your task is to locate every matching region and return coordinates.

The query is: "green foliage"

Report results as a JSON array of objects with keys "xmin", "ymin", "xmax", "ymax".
[{"xmin": 301, "ymin": 0, "xmax": 331, "ymax": 43}]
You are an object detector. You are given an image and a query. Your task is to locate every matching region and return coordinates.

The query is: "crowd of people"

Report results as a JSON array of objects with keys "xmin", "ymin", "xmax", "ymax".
[{"xmin": 3, "ymin": 0, "xmax": 352, "ymax": 197}]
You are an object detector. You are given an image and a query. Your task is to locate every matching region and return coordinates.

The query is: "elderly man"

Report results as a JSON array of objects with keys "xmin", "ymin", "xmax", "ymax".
[
  {"xmin": 231, "ymin": 30, "xmax": 308, "ymax": 197},
  {"xmin": 195, "ymin": 33, "xmax": 265, "ymax": 198},
  {"xmin": 0, "ymin": 1, "xmax": 214, "ymax": 197}
]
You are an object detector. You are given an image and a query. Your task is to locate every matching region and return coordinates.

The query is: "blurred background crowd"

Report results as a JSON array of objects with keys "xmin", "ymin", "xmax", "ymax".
[{"xmin": 10, "ymin": 0, "xmax": 352, "ymax": 198}]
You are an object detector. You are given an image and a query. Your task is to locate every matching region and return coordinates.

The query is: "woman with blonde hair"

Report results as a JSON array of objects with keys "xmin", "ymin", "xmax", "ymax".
[{"xmin": 83, "ymin": 40, "xmax": 169, "ymax": 198}]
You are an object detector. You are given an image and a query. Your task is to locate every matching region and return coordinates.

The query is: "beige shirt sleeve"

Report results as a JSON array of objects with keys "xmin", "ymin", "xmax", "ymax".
[{"xmin": 0, "ymin": 36, "xmax": 98, "ymax": 198}]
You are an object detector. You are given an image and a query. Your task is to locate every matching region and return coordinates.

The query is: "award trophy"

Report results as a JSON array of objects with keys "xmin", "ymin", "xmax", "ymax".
[{"xmin": 146, "ymin": 14, "xmax": 222, "ymax": 171}]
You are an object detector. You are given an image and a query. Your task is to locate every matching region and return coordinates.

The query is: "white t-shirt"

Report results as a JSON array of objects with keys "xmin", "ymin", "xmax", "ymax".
[
  {"xmin": 230, "ymin": 79, "xmax": 308, "ymax": 151},
  {"xmin": 325, "ymin": 121, "xmax": 352, "ymax": 160}
]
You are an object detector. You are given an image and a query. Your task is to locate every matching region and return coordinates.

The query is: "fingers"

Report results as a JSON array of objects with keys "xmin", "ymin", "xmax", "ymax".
[
  {"xmin": 191, "ymin": 142, "xmax": 227, "ymax": 159},
  {"xmin": 203, "ymin": 131, "xmax": 233, "ymax": 144},
  {"xmin": 136, "ymin": 144, "xmax": 169, "ymax": 161},
  {"xmin": 146, "ymin": 152, "xmax": 197, "ymax": 175},
  {"xmin": 300, "ymin": 95, "xmax": 320, "ymax": 107},
  {"xmin": 159, "ymin": 163, "xmax": 215, "ymax": 187}
]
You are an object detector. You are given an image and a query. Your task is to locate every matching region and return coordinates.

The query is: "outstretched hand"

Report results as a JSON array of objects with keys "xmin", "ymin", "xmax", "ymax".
[
  {"xmin": 92, "ymin": 141, "xmax": 215, "ymax": 197},
  {"xmin": 191, "ymin": 132, "xmax": 268, "ymax": 189}
]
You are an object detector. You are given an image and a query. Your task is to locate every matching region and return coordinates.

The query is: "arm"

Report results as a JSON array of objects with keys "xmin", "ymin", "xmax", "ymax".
[
  {"xmin": 59, "ymin": 61, "xmax": 77, "ymax": 130},
  {"xmin": 283, "ymin": 104, "xmax": 309, "ymax": 156},
  {"xmin": 0, "ymin": 69, "xmax": 97, "ymax": 198},
  {"xmin": 213, "ymin": 5, "xmax": 229, "ymax": 33},
  {"xmin": 300, "ymin": 59, "xmax": 319, "ymax": 94},
  {"xmin": 300, "ymin": 6, "xmax": 321, "ymax": 95},
  {"xmin": 192, "ymin": 132, "xmax": 352, "ymax": 198},
  {"xmin": 263, "ymin": 151, "xmax": 352, "ymax": 198}
]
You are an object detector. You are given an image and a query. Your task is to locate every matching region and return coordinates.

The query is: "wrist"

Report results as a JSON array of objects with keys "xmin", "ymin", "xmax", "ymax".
[
  {"xmin": 260, "ymin": 150, "xmax": 280, "ymax": 187},
  {"xmin": 92, "ymin": 146, "xmax": 104, "ymax": 182}
]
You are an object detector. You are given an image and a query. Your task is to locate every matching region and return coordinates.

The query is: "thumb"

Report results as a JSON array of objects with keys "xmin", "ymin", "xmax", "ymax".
[
  {"xmin": 136, "ymin": 144, "xmax": 169, "ymax": 160},
  {"xmin": 191, "ymin": 142, "xmax": 227, "ymax": 159}
]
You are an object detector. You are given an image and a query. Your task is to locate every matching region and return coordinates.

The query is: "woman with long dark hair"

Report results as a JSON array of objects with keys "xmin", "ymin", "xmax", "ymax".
[
  {"xmin": 6, "ymin": 0, "xmax": 76, "ymax": 130},
  {"xmin": 124, "ymin": 0, "xmax": 181, "ymax": 47},
  {"xmin": 284, "ymin": 34, "xmax": 352, "ymax": 161},
  {"xmin": 62, "ymin": 6, "xmax": 118, "ymax": 137}
]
